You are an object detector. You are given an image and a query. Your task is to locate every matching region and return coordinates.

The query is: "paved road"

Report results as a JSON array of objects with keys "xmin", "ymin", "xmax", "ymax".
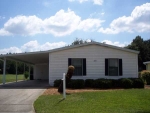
[{"xmin": 0, "ymin": 80, "xmax": 49, "ymax": 113}]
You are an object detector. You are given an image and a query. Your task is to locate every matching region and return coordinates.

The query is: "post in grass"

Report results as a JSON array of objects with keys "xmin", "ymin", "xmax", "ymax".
[{"xmin": 63, "ymin": 73, "xmax": 66, "ymax": 99}]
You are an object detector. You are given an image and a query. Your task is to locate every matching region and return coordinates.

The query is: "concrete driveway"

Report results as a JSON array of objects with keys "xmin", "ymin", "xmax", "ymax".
[{"xmin": 0, "ymin": 80, "xmax": 49, "ymax": 113}]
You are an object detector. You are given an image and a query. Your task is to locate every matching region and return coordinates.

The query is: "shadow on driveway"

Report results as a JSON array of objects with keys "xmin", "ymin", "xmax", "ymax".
[{"xmin": 0, "ymin": 80, "xmax": 50, "ymax": 89}]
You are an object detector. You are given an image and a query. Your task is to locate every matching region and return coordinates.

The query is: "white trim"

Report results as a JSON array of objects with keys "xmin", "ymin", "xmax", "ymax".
[{"xmin": 143, "ymin": 61, "xmax": 150, "ymax": 65}]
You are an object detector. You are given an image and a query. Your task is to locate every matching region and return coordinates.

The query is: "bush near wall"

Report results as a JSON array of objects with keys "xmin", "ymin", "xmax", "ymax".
[
  {"xmin": 85, "ymin": 79, "xmax": 94, "ymax": 87},
  {"xmin": 119, "ymin": 78, "xmax": 133, "ymax": 89},
  {"xmin": 69, "ymin": 79, "xmax": 85, "ymax": 89},
  {"xmin": 132, "ymin": 78, "xmax": 144, "ymax": 88},
  {"xmin": 140, "ymin": 70, "xmax": 150, "ymax": 85},
  {"xmin": 93, "ymin": 79, "xmax": 112, "ymax": 89},
  {"xmin": 53, "ymin": 78, "xmax": 144, "ymax": 89},
  {"xmin": 54, "ymin": 79, "xmax": 62, "ymax": 87}
]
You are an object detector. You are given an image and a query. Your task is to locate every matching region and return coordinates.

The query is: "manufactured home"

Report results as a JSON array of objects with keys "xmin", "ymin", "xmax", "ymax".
[
  {"xmin": 143, "ymin": 61, "xmax": 150, "ymax": 71},
  {"xmin": 0, "ymin": 42, "xmax": 139, "ymax": 86}
]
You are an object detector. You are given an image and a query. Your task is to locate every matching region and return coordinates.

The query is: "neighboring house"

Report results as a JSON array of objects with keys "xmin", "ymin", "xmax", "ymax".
[
  {"xmin": 0, "ymin": 42, "xmax": 139, "ymax": 86},
  {"xmin": 143, "ymin": 61, "xmax": 150, "ymax": 71}
]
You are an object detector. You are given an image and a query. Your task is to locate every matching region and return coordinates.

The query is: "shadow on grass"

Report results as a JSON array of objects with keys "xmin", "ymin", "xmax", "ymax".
[
  {"xmin": 55, "ymin": 93, "xmax": 71, "ymax": 105},
  {"xmin": 136, "ymin": 111, "xmax": 150, "ymax": 113},
  {"xmin": 66, "ymin": 93, "xmax": 71, "ymax": 95}
]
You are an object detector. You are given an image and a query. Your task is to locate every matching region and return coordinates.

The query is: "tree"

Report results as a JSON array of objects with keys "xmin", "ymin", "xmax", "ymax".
[
  {"xmin": 71, "ymin": 38, "xmax": 94, "ymax": 45},
  {"xmin": 126, "ymin": 36, "xmax": 150, "ymax": 71}
]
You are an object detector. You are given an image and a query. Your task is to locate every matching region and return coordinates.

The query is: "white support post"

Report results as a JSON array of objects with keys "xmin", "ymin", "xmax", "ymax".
[
  {"xmin": 29, "ymin": 65, "xmax": 30, "ymax": 80},
  {"xmin": 24, "ymin": 63, "xmax": 25, "ymax": 74},
  {"xmin": 63, "ymin": 73, "xmax": 66, "ymax": 99},
  {"xmin": 16, "ymin": 62, "xmax": 18, "ymax": 82},
  {"xmin": 3, "ymin": 58, "xmax": 6, "ymax": 85},
  {"xmin": 24, "ymin": 63, "xmax": 25, "ymax": 80}
]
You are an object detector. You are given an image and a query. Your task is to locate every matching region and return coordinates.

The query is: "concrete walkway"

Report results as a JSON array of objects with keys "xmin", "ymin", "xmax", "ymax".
[{"xmin": 0, "ymin": 80, "xmax": 49, "ymax": 113}]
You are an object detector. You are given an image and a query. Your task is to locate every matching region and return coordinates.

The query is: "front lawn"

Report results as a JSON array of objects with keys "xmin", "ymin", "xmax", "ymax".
[
  {"xmin": 34, "ymin": 89, "xmax": 150, "ymax": 113},
  {"xmin": 0, "ymin": 74, "xmax": 25, "ymax": 84}
]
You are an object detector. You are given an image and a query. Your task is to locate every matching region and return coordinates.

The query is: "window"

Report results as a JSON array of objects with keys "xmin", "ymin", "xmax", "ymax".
[
  {"xmin": 109, "ymin": 59, "xmax": 119, "ymax": 76},
  {"xmin": 68, "ymin": 58, "xmax": 86, "ymax": 76},
  {"xmin": 105, "ymin": 58, "xmax": 122, "ymax": 76}
]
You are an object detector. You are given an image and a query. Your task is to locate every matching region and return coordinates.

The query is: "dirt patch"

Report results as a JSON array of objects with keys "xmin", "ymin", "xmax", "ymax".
[
  {"xmin": 43, "ymin": 85, "xmax": 150, "ymax": 95},
  {"xmin": 145, "ymin": 85, "xmax": 150, "ymax": 89},
  {"xmin": 43, "ymin": 87, "xmax": 124, "ymax": 95}
]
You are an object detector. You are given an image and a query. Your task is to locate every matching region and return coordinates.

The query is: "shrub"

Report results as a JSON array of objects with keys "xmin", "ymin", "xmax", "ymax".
[
  {"xmin": 69, "ymin": 79, "xmax": 85, "ymax": 89},
  {"xmin": 140, "ymin": 70, "xmax": 150, "ymax": 85},
  {"xmin": 93, "ymin": 79, "xmax": 102, "ymax": 88},
  {"xmin": 120, "ymin": 78, "xmax": 133, "ymax": 88},
  {"xmin": 54, "ymin": 79, "xmax": 62, "ymax": 87},
  {"xmin": 102, "ymin": 79, "xmax": 112, "ymax": 89},
  {"xmin": 85, "ymin": 79, "xmax": 94, "ymax": 87},
  {"xmin": 24, "ymin": 71, "xmax": 29, "ymax": 79},
  {"xmin": 93, "ymin": 79, "xmax": 112, "ymax": 89},
  {"xmin": 132, "ymin": 78, "xmax": 144, "ymax": 88},
  {"xmin": 111, "ymin": 79, "xmax": 120, "ymax": 88}
]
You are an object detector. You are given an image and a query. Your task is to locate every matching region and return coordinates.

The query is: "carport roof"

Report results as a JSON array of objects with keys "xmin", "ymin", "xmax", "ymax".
[
  {"xmin": 0, "ymin": 42, "xmax": 139, "ymax": 64},
  {"xmin": 0, "ymin": 51, "xmax": 49, "ymax": 64}
]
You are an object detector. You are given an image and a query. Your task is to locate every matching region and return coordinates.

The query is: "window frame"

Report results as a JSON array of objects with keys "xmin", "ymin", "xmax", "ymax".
[
  {"xmin": 108, "ymin": 58, "xmax": 119, "ymax": 76},
  {"xmin": 105, "ymin": 58, "xmax": 122, "ymax": 76},
  {"xmin": 68, "ymin": 58, "xmax": 86, "ymax": 76}
]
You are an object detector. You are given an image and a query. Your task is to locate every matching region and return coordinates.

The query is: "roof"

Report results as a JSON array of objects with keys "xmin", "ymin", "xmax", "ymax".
[
  {"xmin": 0, "ymin": 42, "xmax": 139, "ymax": 64},
  {"xmin": 143, "ymin": 61, "xmax": 150, "ymax": 65},
  {"xmin": 48, "ymin": 42, "xmax": 139, "ymax": 54}
]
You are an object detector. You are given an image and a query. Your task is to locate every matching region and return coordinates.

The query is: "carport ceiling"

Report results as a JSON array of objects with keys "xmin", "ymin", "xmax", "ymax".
[{"xmin": 0, "ymin": 52, "xmax": 49, "ymax": 64}]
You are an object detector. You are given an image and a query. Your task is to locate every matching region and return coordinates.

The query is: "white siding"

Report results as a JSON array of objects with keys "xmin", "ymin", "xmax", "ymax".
[
  {"xmin": 49, "ymin": 45, "xmax": 138, "ymax": 85},
  {"xmin": 34, "ymin": 63, "xmax": 49, "ymax": 80}
]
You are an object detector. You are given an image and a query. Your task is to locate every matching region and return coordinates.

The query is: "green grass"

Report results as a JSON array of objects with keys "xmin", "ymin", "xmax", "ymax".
[
  {"xmin": 0, "ymin": 74, "xmax": 26, "ymax": 84},
  {"xmin": 34, "ymin": 89, "xmax": 150, "ymax": 113}
]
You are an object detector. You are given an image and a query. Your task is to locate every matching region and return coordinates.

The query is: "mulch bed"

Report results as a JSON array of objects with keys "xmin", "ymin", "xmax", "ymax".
[{"xmin": 43, "ymin": 85, "xmax": 150, "ymax": 95}]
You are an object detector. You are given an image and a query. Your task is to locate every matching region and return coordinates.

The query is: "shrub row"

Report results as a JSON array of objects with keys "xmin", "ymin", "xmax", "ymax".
[{"xmin": 54, "ymin": 78, "xmax": 144, "ymax": 89}]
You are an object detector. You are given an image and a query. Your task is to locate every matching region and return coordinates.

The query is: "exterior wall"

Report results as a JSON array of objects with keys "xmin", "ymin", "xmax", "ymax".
[
  {"xmin": 49, "ymin": 45, "xmax": 138, "ymax": 86},
  {"xmin": 146, "ymin": 64, "xmax": 150, "ymax": 71},
  {"xmin": 34, "ymin": 63, "xmax": 49, "ymax": 80}
]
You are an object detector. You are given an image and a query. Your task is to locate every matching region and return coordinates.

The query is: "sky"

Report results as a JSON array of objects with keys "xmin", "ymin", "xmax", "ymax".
[{"xmin": 0, "ymin": 0, "xmax": 150, "ymax": 54}]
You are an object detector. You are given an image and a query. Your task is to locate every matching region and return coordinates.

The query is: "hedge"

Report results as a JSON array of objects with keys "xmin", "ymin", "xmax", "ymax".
[
  {"xmin": 69, "ymin": 79, "xmax": 85, "ymax": 89},
  {"xmin": 54, "ymin": 79, "xmax": 62, "ymax": 87},
  {"xmin": 85, "ymin": 79, "xmax": 94, "ymax": 87},
  {"xmin": 119, "ymin": 78, "xmax": 133, "ymax": 89},
  {"xmin": 53, "ymin": 78, "xmax": 144, "ymax": 89}
]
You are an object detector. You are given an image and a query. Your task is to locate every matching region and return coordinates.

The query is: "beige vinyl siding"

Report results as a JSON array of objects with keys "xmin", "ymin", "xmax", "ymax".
[
  {"xmin": 147, "ymin": 64, "xmax": 150, "ymax": 71},
  {"xmin": 49, "ymin": 45, "xmax": 138, "ymax": 86}
]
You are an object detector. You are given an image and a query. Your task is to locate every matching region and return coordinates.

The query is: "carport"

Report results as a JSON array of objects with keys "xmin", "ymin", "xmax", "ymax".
[{"xmin": 0, "ymin": 51, "xmax": 50, "ymax": 85}]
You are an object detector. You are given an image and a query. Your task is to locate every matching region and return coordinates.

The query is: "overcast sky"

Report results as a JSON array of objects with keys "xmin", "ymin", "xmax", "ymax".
[{"xmin": 0, "ymin": 0, "xmax": 150, "ymax": 54}]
